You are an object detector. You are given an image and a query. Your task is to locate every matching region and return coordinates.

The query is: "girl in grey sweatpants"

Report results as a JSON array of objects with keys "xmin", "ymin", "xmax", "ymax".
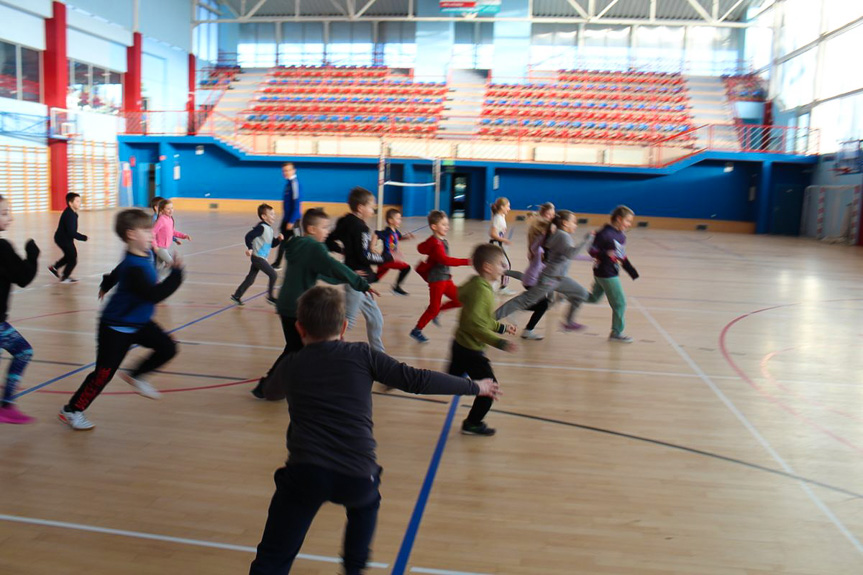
[{"xmin": 495, "ymin": 210, "xmax": 591, "ymax": 329}]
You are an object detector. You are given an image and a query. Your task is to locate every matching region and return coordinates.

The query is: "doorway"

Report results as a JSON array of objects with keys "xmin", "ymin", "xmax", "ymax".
[{"xmin": 451, "ymin": 173, "xmax": 469, "ymax": 218}]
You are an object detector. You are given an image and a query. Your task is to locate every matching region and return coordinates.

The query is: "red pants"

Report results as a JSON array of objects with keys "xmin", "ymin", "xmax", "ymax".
[
  {"xmin": 376, "ymin": 259, "xmax": 411, "ymax": 280},
  {"xmin": 416, "ymin": 279, "xmax": 461, "ymax": 330}
]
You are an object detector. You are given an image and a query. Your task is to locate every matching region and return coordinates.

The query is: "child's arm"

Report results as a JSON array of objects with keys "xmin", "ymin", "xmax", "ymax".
[
  {"xmin": 173, "ymin": 230, "xmax": 190, "ymax": 241},
  {"xmin": 244, "ymin": 224, "xmax": 264, "ymax": 256},
  {"xmin": 263, "ymin": 354, "xmax": 292, "ymax": 401},
  {"xmin": 126, "ymin": 266, "xmax": 184, "ymax": 303},
  {"xmin": 316, "ymin": 244, "xmax": 371, "ymax": 293},
  {"xmin": 64, "ymin": 211, "xmax": 87, "ymax": 241},
  {"xmin": 489, "ymin": 222, "xmax": 510, "ymax": 244},
  {"xmin": 98, "ymin": 264, "xmax": 122, "ymax": 299},
  {"xmin": 428, "ymin": 241, "xmax": 470, "ymax": 267},
  {"xmin": 570, "ymin": 231, "xmax": 594, "ymax": 259},
  {"xmin": 369, "ymin": 349, "xmax": 491, "ymax": 397},
  {"xmin": 0, "ymin": 240, "xmax": 39, "ymax": 288},
  {"xmin": 621, "ymin": 257, "xmax": 639, "ymax": 280}
]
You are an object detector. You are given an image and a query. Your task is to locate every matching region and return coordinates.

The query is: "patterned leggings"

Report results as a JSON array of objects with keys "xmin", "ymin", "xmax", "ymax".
[{"xmin": 0, "ymin": 323, "xmax": 33, "ymax": 405}]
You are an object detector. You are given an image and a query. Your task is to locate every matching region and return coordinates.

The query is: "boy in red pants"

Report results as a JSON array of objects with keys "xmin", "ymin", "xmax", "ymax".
[{"xmin": 410, "ymin": 210, "xmax": 470, "ymax": 344}]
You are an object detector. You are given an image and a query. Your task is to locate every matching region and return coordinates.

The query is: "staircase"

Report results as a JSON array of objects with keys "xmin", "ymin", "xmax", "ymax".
[
  {"xmin": 438, "ymin": 69, "xmax": 487, "ymax": 139},
  {"xmin": 199, "ymin": 68, "xmax": 270, "ymax": 150},
  {"xmin": 684, "ymin": 75, "xmax": 740, "ymax": 151}
]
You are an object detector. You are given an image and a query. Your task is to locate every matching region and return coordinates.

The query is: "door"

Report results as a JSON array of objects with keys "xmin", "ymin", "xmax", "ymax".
[
  {"xmin": 451, "ymin": 173, "xmax": 469, "ymax": 218},
  {"xmin": 771, "ymin": 185, "xmax": 805, "ymax": 235}
]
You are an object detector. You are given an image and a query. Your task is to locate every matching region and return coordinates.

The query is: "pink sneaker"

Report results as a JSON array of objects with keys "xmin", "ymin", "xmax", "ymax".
[
  {"xmin": 0, "ymin": 404, "xmax": 36, "ymax": 424},
  {"xmin": 561, "ymin": 321, "xmax": 587, "ymax": 332}
]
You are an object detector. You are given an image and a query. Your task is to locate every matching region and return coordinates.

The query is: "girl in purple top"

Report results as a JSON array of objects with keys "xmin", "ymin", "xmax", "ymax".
[{"xmin": 505, "ymin": 216, "xmax": 553, "ymax": 340}]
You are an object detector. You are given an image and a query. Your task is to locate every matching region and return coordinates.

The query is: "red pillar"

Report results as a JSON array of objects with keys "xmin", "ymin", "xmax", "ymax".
[
  {"xmin": 44, "ymin": 1, "xmax": 67, "ymax": 211},
  {"xmin": 124, "ymin": 32, "xmax": 143, "ymax": 114},
  {"xmin": 187, "ymin": 53, "xmax": 196, "ymax": 135}
]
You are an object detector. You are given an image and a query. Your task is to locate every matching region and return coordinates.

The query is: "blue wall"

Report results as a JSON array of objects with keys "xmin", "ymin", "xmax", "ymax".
[{"xmin": 119, "ymin": 136, "xmax": 815, "ymax": 232}]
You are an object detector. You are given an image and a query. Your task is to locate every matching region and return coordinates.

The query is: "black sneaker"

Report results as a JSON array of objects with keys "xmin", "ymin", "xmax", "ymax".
[
  {"xmin": 392, "ymin": 285, "xmax": 409, "ymax": 296},
  {"xmin": 461, "ymin": 420, "xmax": 496, "ymax": 436},
  {"xmin": 47, "ymin": 265, "xmax": 59, "ymax": 279},
  {"xmin": 251, "ymin": 379, "xmax": 265, "ymax": 399},
  {"xmin": 266, "ymin": 296, "xmax": 277, "ymax": 306},
  {"xmin": 230, "ymin": 295, "xmax": 244, "ymax": 306}
]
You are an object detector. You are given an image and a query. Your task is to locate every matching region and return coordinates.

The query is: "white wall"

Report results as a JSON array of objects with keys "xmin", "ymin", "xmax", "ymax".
[
  {"xmin": 142, "ymin": 37, "xmax": 189, "ymax": 111},
  {"xmin": 0, "ymin": 2, "xmax": 46, "ymax": 50},
  {"xmin": 67, "ymin": 29, "xmax": 128, "ymax": 72}
]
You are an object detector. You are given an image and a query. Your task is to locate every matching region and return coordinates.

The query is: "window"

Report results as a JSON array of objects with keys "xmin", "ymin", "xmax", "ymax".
[
  {"xmin": 0, "ymin": 40, "xmax": 41, "ymax": 103},
  {"xmin": 451, "ymin": 22, "xmax": 493, "ymax": 70},
  {"xmin": 633, "ymin": 26, "xmax": 685, "ymax": 72},
  {"xmin": 530, "ymin": 24, "xmax": 577, "ymax": 71},
  {"xmin": 579, "ymin": 26, "xmax": 631, "ymax": 71},
  {"xmin": 777, "ymin": 0, "xmax": 821, "ymax": 56},
  {"xmin": 280, "ymin": 23, "xmax": 325, "ymax": 66},
  {"xmin": 67, "ymin": 59, "xmax": 122, "ymax": 113},
  {"xmin": 822, "ymin": 0, "xmax": 863, "ymax": 34},
  {"xmin": 775, "ymin": 49, "xmax": 816, "ymax": 109},
  {"xmin": 745, "ymin": 7, "xmax": 774, "ymax": 71},
  {"xmin": 819, "ymin": 25, "xmax": 863, "ymax": 100},
  {"xmin": 811, "ymin": 93, "xmax": 863, "ymax": 153}
]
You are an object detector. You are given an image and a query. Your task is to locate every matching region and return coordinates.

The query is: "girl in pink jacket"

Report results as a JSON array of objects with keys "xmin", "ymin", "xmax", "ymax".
[{"xmin": 152, "ymin": 199, "xmax": 190, "ymax": 278}]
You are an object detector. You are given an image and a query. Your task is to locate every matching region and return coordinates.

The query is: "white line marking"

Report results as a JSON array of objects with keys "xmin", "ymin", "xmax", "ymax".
[
  {"xmin": 411, "ymin": 568, "xmax": 492, "ymax": 575},
  {"xmin": 0, "ymin": 513, "xmax": 390, "ymax": 569},
  {"xmin": 632, "ymin": 297, "xmax": 863, "ymax": 554}
]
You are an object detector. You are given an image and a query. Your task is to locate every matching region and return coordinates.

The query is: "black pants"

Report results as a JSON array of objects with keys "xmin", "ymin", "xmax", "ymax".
[
  {"xmin": 249, "ymin": 463, "xmax": 381, "ymax": 575},
  {"xmin": 66, "ymin": 321, "xmax": 177, "ymax": 412},
  {"xmin": 53, "ymin": 241, "xmax": 77, "ymax": 279},
  {"xmin": 525, "ymin": 296, "xmax": 550, "ymax": 330},
  {"xmin": 447, "ymin": 340, "xmax": 496, "ymax": 425},
  {"xmin": 234, "ymin": 256, "xmax": 278, "ymax": 299},
  {"xmin": 254, "ymin": 316, "xmax": 303, "ymax": 397},
  {"xmin": 272, "ymin": 220, "xmax": 300, "ymax": 268}
]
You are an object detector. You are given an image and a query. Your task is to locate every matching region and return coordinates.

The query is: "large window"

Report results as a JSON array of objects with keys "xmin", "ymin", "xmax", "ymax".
[
  {"xmin": 529, "ymin": 24, "xmax": 577, "ymax": 71},
  {"xmin": 329, "ymin": 22, "xmax": 373, "ymax": 66},
  {"xmin": 819, "ymin": 25, "xmax": 863, "ymax": 100},
  {"xmin": 580, "ymin": 26, "xmax": 631, "ymax": 71},
  {"xmin": 380, "ymin": 22, "xmax": 416, "ymax": 69},
  {"xmin": 632, "ymin": 26, "xmax": 685, "ymax": 71},
  {"xmin": 67, "ymin": 59, "xmax": 122, "ymax": 113},
  {"xmin": 194, "ymin": 0, "xmax": 219, "ymax": 64},
  {"xmin": 239, "ymin": 23, "xmax": 277, "ymax": 67},
  {"xmin": 0, "ymin": 40, "xmax": 41, "ymax": 102},
  {"xmin": 280, "ymin": 23, "xmax": 325, "ymax": 66},
  {"xmin": 776, "ymin": 49, "xmax": 816, "ymax": 110},
  {"xmin": 451, "ymin": 22, "xmax": 493, "ymax": 70}
]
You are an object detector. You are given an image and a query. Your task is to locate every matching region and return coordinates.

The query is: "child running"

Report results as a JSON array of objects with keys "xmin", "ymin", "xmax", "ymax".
[
  {"xmin": 0, "ymin": 195, "xmax": 39, "ymax": 424},
  {"xmin": 488, "ymin": 197, "xmax": 514, "ymax": 295},
  {"xmin": 325, "ymin": 187, "xmax": 392, "ymax": 352},
  {"xmin": 250, "ymin": 285, "xmax": 499, "ymax": 575},
  {"xmin": 495, "ymin": 210, "xmax": 592, "ymax": 331},
  {"xmin": 410, "ymin": 210, "xmax": 471, "ymax": 344},
  {"xmin": 149, "ymin": 196, "xmax": 164, "ymax": 222},
  {"xmin": 231, "ymin": 203, "xmax": 283, "ymax": 306},
  {"xmin": 448, "ymin": 243, "xmax": 517, "ymax": 436},
  {"xmin": 58, "ymin": 209, "xmax": 184, "ymax": 431},
  {"xmin": 48, "ymin": 192, "xmax": 87, "ymax": 283},
  {"xmin": 374, "ymin": 208, "xmax": 413, "ymax": 296},
  {"xmin": 505, "ymin": 216, "xmax": 553, "ymax": 340},
  {"xmin": 586, "ymin": 205, "xmax": 638, "ymax": 343},
  {"xmin": 152, "ymin": 198, "xmax": 190, "ymax": 279}
]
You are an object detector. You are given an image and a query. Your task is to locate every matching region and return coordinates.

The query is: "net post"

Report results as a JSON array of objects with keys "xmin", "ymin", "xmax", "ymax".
[
  {"xmin": 377, "ymin": 139, "xmax": 386, "ymax": 230},
  {"xmin": 433, "ymin": 158, "xmax": 441, "ymax": 212}
]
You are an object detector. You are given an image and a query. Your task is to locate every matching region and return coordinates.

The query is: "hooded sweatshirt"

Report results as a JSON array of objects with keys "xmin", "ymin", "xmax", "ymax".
[{"xmin": 415, "ymin": 235, "xmax": 470, "ymax": 283}]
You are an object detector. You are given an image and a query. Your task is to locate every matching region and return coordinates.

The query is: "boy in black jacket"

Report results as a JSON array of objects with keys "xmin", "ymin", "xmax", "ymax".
[
  {"xmin": 48, "ymin": 192, "xmax": 88, "ymax": 283},
  {"xmin": 325, "ymin": 187, "xmax": 396, "ymax": 352},
  {"xmin": 0, "ymin": 195, "xmax": 39, "ymax": 424},
  {"xmin": 249, "ymin": 285, "xmax": 500, "ymax": 575},
  {"xmin": 58, "ymin": 209, "xmax": 184, "ymax": 431}
]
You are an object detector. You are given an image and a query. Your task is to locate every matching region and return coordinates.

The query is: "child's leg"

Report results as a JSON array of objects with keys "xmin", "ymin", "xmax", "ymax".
[
  {"xmin": 494, "ymin": 280, "xmax": 554, "ymax": 321},
  {"xmin": 272, "ymin": 220, "xmax": 289, "ymax": 267},
  {"xmin": 154, "ymin": 248, "xmax": 173, "ymax": 279},
  {"xmin": 338, "ymin": 472, "xmax": 382, "ymax": 575},
  {"xmin": 344, "ymin": 285, "xmax": 363, "ymax": 330},
  {"xmin": 438, "ymin": 279, "xmax": 462, "ymax": 313},
  {"xmin": 233, "ymin": 260, "xmax": 260, "ymax": 300},
  {"xmin": 500, "ymin": 248, "xmax": 512, "ymax": 288},
  {"xmin": 249, "ymin": 465, "xmax": 328, "ymax": 575},
  {"xmin": 257, "ymin": 257, "xmax": 278, "ymax": 299},
  {"xmin": 375, "ymin": 260, "xmax": 393, "ymax": 281},
  {"xmin": 0, "ymin": 323, "xmax": 33, "ymax": 405},
  {"xmin": 65, "ymin": 325, "xmax": 134, "ymax": 412},
  {"xmin": 253, "ymin": 316, "xmax": 302, "ymax": 397},
  {"xmin": 129, "ymin": 322, "xmax": 178, "ymax": 378},
  {"xmin": 59, "ymin": 243, "xmax": 78, "ymax": 279},
  {"xmin": 586, "ymin": 278, "xmax": 605, "ymax": 304},
  {"xmin": 556, "ymin": 277, "xmax": 589, "ymax": 324},
  {"xmin": 448, "ymin": 341, "xmax": 496, "ymax": 427},
  {"xmin": 394, "ymin": 261, "xmax": 411, "ymax": 288},
  {"xmin": 52, "ymin": 240, "xmax": 69, "ymax": 272},
  {"xmin": 524, "ymin": 298, "xmax": 550, "ymax": 331},
  {"xmin": 599, "ymin": 276, "xmax": 627, "ymax": 335},
  {"xmin": 415, "ymin": 281, "xmax": 446, "ymax": 330},
  {"xmin": 358, "ymin": 294, "xmax": 385, "ymax": 352}
]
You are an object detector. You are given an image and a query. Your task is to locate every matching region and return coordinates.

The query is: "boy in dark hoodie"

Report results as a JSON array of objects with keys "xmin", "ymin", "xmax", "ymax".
[
  {"xmin": 48, "ymin": 192, "xmax": 88, "ymax": 283},
  {"xmin": 410, "ymin": 210, "xmax": 471, "ymax": 344}
]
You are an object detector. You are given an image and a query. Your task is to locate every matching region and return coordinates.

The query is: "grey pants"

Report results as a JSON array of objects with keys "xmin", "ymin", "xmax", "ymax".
[
  {"xmin": 344, "ymin": 285, "xmax": 385, "ymax": 352},
  {"xmin": 234, "ymin": 256, "xmax": 278, "ymax": 300},
  {"xmin": 495, "ymin": 275, "xmax": 588, "ymax": 324},
  {"xmin": 154, "ymin": 247, "xmax": 173, "ymax": 281}
]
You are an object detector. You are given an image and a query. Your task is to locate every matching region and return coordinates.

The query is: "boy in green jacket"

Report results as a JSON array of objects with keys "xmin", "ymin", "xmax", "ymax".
[
  {"xmin": 252, "ymin": 208, "xmax": 379, "ymax": 398},
  {"xmin": 448, "ymin": 243, "xmax": 517, "ymax": 436}
]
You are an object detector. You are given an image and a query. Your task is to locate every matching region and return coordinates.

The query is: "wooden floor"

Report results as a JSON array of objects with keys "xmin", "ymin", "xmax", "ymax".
[{"xmin": 2, "ymin": 209, "xmax": 863, "ymax": 575}]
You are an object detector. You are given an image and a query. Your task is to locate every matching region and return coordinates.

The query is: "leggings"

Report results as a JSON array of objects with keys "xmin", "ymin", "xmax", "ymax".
[
  {"xmin": 0, "ymin": 323, "xmax": 33, "ymax": 405},
  {"xmin": 416, "ymin": 279, "xmax": 461, "ymax": 330}
]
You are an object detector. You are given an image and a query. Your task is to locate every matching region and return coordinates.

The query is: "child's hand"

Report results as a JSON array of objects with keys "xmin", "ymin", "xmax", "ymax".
[
  {"xmin": 171, "ymin": 255, "xmax": 184, "ymax": 269},
  {"xmin": 244, "ymin": 249, "xmax": 253, "ymax": 257},
  {"xmin": 186, "ymin": 235, "xmax": 192, "ymax": 241},
  {"xmin": 505, "ymin": 323, "xmax": 517, "ymax": 335},
  {"xmin": 474, "ymin": 378, "xmax": 502, "ymax": 400},
  {"xmin": 278, "ymin": 233, "xmax": 284, "ymax": 241},
  {"xmin": 502, "ymin": 341, "xmax": 518, "ymax": 353},
  {"xmin": 97, "ymin": 289, "xmax": 106, "ymax": 301},
  {"xmin": 25, "ymin": 239, "xmax": 40, "ymax": 259},
  {"xmin": 175, "ymin": 240, "xmax": 182, "ymax": 245},
  {"xmin": 366, "ymin": 287, "xmax": 380, "ymax": 298}
]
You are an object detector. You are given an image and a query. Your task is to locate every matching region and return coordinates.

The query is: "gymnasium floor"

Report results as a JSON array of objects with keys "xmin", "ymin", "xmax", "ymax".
[{"xmin": 1, "ymin": 209, "xmax": 862, "ymax": 574}]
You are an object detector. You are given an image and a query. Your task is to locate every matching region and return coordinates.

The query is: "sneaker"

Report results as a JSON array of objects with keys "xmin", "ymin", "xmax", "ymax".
[
  {"xmin": 391, "ymin": 285, "xmax": 409, "ymax": 296},
  {"xmin": 58, "ymin": 408, "xmax": 95, "ymax": 430},
  {"xmin": 410, "ymin": 328, "xmax": 429, "ymax": 344},
  {"xmin": 273, "ymin": 265, "xmax": 283, "ymax": 272},
  {"xmin": 251, "ymin": 379, "xmax": 265, "ymax": 399},
  {"xmin": 561, "ymin": 321, "xmax": 587, "ymax": 332},
  {"xmin": 230, "ymin": 295, "xmax": 244, "ymax": 306},
  {"xmin": 461, "ymin": 420, "xmax": 496, "ymax": 436},
  {"xmin": 120, "ymin": 372, "xmax": 162, "ymax": 400},
  {"xmin": 609, "ymin": 333, "xmax": 634, "ymax": 343},
  {"xmin": 431, "ymin": 315, "xmax": 441, "ymax": 327},
  {"xmin": 266, "ymin": 296, "xmax": 277, "ymax": 306},
  {"xmin": 521, "ymin": 329, "xmax": 544, "ymax": 340},
  {"xmin": 47, "ymin": 265, "xmax": 59, "ymax": 279},
  {"xmin": 0, "ymin": 404, "xmax": 35, "ymax": 424},
  {"xmin": 60, "ymin": 277, "xmax": 79, "ymax": 284},
  {"xmin": 497, "ymin": 287, "xmax": 516, "ymax": 296}
]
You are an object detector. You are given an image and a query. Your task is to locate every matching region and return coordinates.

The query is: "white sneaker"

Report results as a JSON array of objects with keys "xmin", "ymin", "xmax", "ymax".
[
  {"xmin": 521, "ymin": 329, "xmax": 544, "ymax": 340},
  {"xmin": 120, "ymin": 372, "xmax": 162, "ymax": 399},
  {"xmin": 58, "ymin": 408, "xmax": 95, "ymax": 430},
  {"xmin": 609, "ymin": 333, "xmax": 634, "ymax": 343},
  {"xmin": 497, "ymin": 287, "xmax": 516, "ymax": 296},
  {"xmin": 60, "ymin": 278, "xmax": 80, "ymax": 284}
]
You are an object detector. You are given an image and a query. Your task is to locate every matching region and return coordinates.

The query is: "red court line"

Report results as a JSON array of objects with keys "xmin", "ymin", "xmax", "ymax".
[
  {"xmin": 32, "ymin": 378, "xmax": 256, "ymax": 395},
  {"xmin": 719, "ymin": 300, "xmax": 863, "ymax": 455}
]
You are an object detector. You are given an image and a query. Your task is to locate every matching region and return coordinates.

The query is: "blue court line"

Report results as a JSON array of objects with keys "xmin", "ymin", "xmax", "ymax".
[
  {"xmin": 12, "ymin": 292, "xmax": 264, "ymax": 399},
  {"xmin": 391, "ymin": 396, "xmax": 460, "ymax": 575}
]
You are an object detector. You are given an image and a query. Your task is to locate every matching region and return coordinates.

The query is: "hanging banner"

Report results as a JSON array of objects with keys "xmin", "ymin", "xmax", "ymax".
[{"xmin": 440, "ymin": 0, "xmax": 501, "ymax": 15}]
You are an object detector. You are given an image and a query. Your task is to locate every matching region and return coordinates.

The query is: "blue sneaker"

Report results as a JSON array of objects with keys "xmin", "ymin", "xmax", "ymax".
[
  {"xmin": 410, "ymin": 328, "xmax": 429, "ymax": 344},
  {"xmin": 431, "ymin": 315, "xmax": 441, "ymax": 327}
]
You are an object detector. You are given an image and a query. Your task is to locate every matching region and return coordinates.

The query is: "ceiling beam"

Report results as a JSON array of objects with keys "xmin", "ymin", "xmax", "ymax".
[
  {"xmin": 328, "ymin": 0, "xmax": 348, "ymax": 16},
  {"xmin": 595, "ymin": 0, "xmax": 620, "ymax": 20},
  {"xmin": 354, "ymin": 0, "xmax": 379, "ymax": 19},
  {"xmin": 218, "ymin": 0, "xmax": 240, "ymax": 18},
  {"xmin": 196, "ymin": 15, "xmax": 749, "ymax": 27},
  {"xmin": 719, "ymin": 0, "xmax": 746, "ymax": 22},
  {"xmin": 588, "ymin": 0, "xmax": 595, "ymax": 19},
  {"xmin": 649, "ymin": 0, "xmax": 656, "ymax": 22},
  {"xmin": 565, "ymin": 0, "xmax": 589, "ymax": 19},
  {"xmin": 684, "ymin": 0, "xmax": 714, "ymax": 23},
  {"xmin": 243, "ymin": 0, "xmax": 268, "ymax": 19}
]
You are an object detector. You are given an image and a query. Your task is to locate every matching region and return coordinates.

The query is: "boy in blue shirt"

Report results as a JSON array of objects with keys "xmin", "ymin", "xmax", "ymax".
[
  {"xmin": 59, "ymin": 209, "xmax": 184, "ymax": 431},
  {"xmin": 231, "ymin": 203, "xmax": 283, "ymax": 306},
  {"xmin": 374, "ymin": 208, "xmax": 413, "ymax": 295}
]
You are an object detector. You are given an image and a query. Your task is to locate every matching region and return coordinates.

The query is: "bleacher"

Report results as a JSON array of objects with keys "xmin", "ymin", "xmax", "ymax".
[
  {"xmin": 478, "ymin": 70, "xmax": 695, "ymax": 145},
  {"xmin": 199, "ymin": 65, "xmax": 241, "ymax": 87},
  {"xmin": 239, "ymin": 66, "xmax": 447, "ymax": 137}
]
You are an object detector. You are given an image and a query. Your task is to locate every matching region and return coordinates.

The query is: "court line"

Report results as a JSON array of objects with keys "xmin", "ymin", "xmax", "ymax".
[
  {"xmin": 632, "ymin": 297, "xmax": 863, "ymax": 555},
  {"xmin": 0, "ymin": 513, "xmax": 388, "ymax": 570},
  {"xmin": 370, "ymin": 392, "xmax": 863, "ymax": 500},
  {"xmin": 391, "ymin": 396, "xmax": 461, "ymax": 575},
  {"xmin": 1, "ymin": 357, "xmax": 245, "ymax": 382},
  {"xmin": 11, "ymin": 292, "xmax": 265, "ymax": 399}
]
